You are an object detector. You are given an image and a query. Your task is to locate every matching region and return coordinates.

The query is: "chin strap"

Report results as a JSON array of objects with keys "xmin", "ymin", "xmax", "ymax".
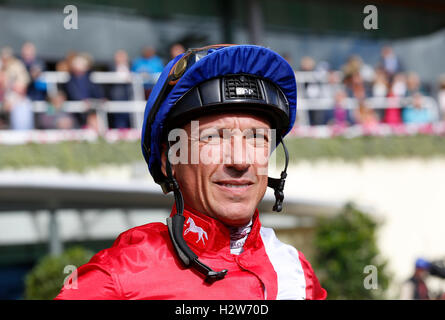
[
  {"xmin": 164, "ymin": 147, "xmax": 228, "ymax": 283},
  {"xmin": 267, "ymin": 137, "xmax": 289, "ymax": 212}
]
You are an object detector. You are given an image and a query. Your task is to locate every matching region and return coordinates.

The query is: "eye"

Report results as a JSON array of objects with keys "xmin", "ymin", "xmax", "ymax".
[
  {"xmin": 200, "ymin": 129, "xmax": 221, "ymax": 144},
  {"xmin": 202, "ymin": 133, "xmax": 219, "ymax": 140},
  {"xmin": 246, "ymin": 130, "xmax": 269, "ymax": 145}
]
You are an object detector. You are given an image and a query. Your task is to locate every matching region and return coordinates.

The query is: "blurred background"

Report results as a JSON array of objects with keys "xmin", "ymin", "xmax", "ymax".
[{"xmin": 1, "ymin": 0, "xmax": 445, "ymax": 300}]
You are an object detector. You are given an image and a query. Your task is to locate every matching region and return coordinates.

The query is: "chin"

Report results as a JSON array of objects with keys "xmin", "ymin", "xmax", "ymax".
[{"xmin": 213, "ymin": 202, "xmax": 256, "ymax": 227}]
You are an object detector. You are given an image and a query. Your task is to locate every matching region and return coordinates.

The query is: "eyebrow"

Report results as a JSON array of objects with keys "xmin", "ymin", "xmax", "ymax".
[{"xmin": 198, "ymin": 125, "xmax": 271, "ymax": 132}]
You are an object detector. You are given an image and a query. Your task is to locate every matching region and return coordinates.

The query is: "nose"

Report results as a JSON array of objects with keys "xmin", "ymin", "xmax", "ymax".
[
  {"xmin": 226, "ymin": 160, "xmax": 250, "ymax": 174},
  {"xmin": 224, "ymin": 160, "xmax": 250, "ymax": 177},
  {"xmin": 223, "ymin": 134, "xmax": 251, "ymax": 174}
]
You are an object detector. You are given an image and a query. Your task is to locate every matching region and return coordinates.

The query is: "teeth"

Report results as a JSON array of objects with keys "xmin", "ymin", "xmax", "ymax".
[{"xmin": 221, "ymin": 184, "xmax": 248, "ymax": 188}]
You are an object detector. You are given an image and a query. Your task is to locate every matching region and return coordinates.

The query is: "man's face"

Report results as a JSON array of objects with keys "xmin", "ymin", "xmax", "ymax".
[{"xmin": 163, "ymin": 112, "xmax": 272, "ymax": 227}]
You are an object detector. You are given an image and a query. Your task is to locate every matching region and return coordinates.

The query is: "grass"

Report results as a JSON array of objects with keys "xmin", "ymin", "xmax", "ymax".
[{"xmin": 1, "ymin": 135, "xmax": 445, "ymax": 172}]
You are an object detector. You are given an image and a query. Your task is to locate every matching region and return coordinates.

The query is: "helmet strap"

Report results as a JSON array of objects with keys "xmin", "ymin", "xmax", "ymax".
[{"xmin": 267, "ymin": 137, "xmax": 289, "ymax": 212}]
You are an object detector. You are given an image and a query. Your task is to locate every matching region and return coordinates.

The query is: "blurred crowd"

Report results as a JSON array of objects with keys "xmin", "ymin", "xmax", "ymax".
[
  {"xmin": 296, "ymin": 46, "xmax": 445, "ymax": 129},
  {"xmin": 0, "ymin": 41, "xmax": 186, "ymax": 131},
  {"xmin": 1, "ymin": 41, "xmax": 445, "ymax": 132}
]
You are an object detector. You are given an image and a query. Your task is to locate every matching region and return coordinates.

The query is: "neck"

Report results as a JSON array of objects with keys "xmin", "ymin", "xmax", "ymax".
[{"xmin": 227, "ymin": 220, "xmax": 253, "ymax": 255}]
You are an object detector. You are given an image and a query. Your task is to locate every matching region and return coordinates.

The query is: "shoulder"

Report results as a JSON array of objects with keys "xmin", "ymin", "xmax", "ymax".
[
  {"xmin": 112, "ymin": 222, "xmax": 168, "ymax": 247},
  {"xmin": 89, "ymin": 222, "xmax": 169, "ymax": 271},
  {"xmin": 260, "ymin": 227, "xmax": 327, "ymax": 300},
  {"xmin": 55, "ymin": 222, "xmax": 168, "ymax": 300}
]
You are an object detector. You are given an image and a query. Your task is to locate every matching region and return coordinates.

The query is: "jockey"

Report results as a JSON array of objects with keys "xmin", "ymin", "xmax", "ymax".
[{"xmin": 55, "ymin": 44, "xmax": 326, "ymax": 300}]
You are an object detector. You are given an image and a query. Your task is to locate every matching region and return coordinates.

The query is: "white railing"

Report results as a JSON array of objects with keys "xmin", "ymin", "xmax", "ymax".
[
  {"xmin": 296, "ymin": 96, "xmax": 440, "ymax": 126},
  {"xmin": 20, "ymin": 71, "xmax": 440, "ymax": 129}
]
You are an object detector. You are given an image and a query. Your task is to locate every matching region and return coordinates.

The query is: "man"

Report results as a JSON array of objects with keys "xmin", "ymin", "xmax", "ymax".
[
  {"xmin": 108, "ymin": 50, "xmax": 132, "ymax": 128},
  {"xmin": 400, "ymin": 258, "xmax": 431, "ymax": 300},
  {"xmin": 131, "ymin": 46, "xmax": 164, "ymax": 98},
  {"xmin": 63, "ymin": 54, "xmax": 104, "ymax": 128},
  {"xmin": 20, "ymin": 42, "xmax": 47, "ymax": 101},
  {"xmin": 56, "ymin": 44, "xmax": 326, "ymax": 300}
]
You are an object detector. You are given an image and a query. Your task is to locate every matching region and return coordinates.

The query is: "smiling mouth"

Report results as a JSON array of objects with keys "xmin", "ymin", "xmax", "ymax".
[
  {"xmin": 218, "ymin": 183, "xmax": 250, "ymax": 188},
  {"xmin": 215, "ymin": 181, "xmax": 254, "ymax": 189}
]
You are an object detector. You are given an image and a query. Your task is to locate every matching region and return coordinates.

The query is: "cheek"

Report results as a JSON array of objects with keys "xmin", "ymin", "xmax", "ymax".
[
  {"xmin": 250, "ymin": 144, "xmax": 270, "ymax": 177},
  {"xmin": 256, "ymin": 174, "xmax": 269, "ymax": 198},
  {"xmin": 174, "ymin": 165, "xmax": 198, "ymax": 194},
  {"xmin": 199, "ymin": 143, "xmax": 223, "ymax": 165},
  {"xmin": 174, "ymin": 164, "xmax": 216, "ymax": 200}
]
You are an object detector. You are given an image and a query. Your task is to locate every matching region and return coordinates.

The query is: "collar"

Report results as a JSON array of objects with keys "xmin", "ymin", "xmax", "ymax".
[{"xmin": 169, "ymin": 204, "xmax": 262, "ymax": 256}]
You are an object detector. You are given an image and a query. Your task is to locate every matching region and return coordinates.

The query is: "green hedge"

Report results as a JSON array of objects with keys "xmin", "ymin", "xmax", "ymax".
[
  {"xmin": 284, "ymin": 135, "xmax": 445, "ymax": 162},
  {"xmin": 0, "ymin": 139, "xmax": 141, "ymax": 172},
  {"xmin": 1, "ymin": 135, "xmax": 445, "ymax": 172},
  {"xmin": 24, "ymin": 246, "xmax": 94, "ymax": 300},
  {"xmin": 313, "ymin": 203, "xmax": 390, "ymax": 299}
]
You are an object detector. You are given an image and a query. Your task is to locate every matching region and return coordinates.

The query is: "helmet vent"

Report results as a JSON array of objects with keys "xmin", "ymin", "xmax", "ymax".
[{"xmin": 224, "ymin": 75, "xmax": 262, "ymax": 100}]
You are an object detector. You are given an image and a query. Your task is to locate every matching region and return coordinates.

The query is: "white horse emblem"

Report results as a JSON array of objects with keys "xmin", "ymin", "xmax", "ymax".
[{"xmin": 184, "ymin": 217, "xmax": 208, "ymax": 245}]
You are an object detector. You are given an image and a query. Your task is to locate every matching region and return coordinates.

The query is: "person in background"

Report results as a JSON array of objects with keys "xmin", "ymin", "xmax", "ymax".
[
  {"xmin": 20, "ymin": 42, "xmax": 47, "ymax": 100},
  {"xmin": 321, "ymin": 70, "xmax": 342, "ymax": 99},
  {"xmin": 383, "ymin": 75, "xmax": 404, "ymax": 127},
  {"xmin": 3, "ymin": 82, "xmax": 34, "ymax": 130},
  {"xmin": 402, "ymin": 92, "xmax": 433, "ymax": 124},
  {"xmin": 109, "ymin": 49, "xmax": 132, "ymax": 129},
  {"xmin": 400, "ymin": 258, "xmax": 431, "ymax": 300},
  {"xmin": 324, "ymin": 89, "xmax": 354, "ymax": 127},
  {"xmin": 84, "ymin": 109, "xmax": 100, "ymax": 133},
  {"xmin": 56, "ymin": 51, "xmax": 78, "ymax": 72},
  {"xmin": 346, "ymin": 71, "xmax": 366, "ymax": 100},
  {"xmin": 20, "ymin": 42, "xmax": 45, "ymax": 74},
  {"xmin": 169, "ymin": 43, "xmax": 185, "ymax": 59},
  {"xmin": 64, "ymin": 53, "xmax": 103, "ymax": 101},
  {"xmin": 379, "ymin": 46, "xmax": 402, "ymax": 80},
  {"xmin": 63, "ymin": 53, "xmax": 104, "ymax": 127},
  {"xmin": 299, "ymin": 56, "xmax": 320, "ymax": 100},
  {"xmin": 354, "ymin": 99, "xmax": 379, "ymax": 130},
  {"xmin": 300, "ymin": 56, "xmax": 324, "ymax": 125},
  {"xmin": 391, "ymin": 72, "xmax": 407, "ymax": 97},
  {"xmin": 131, "ymin": 46, "xmax": 164, "ymax": 98},
  {"xmin": 300, "ymin": 56, "xmax": 316, "ymax": 73},
  {"xmin": 406, "ymin": 72, "xmax": 423, "ymax": 96},
  {"xmin": 372, "ymin": 68, "xmax": 389, "ymax": 98},
  {"xmin": 1, "ymin": 47, "xmax": 30, "ymax": 91},
  {"xmin": 37, "ymin": 90, "xmax": 75, "ymax": 130},
  {"xmin": 342, "ymin": 55, "xmax": 369, "ymax": 100},
  {"xmin": 342, "ymin": 55, "xmax": 362, "ymax": 80},
  {"xmin": 26, "ymin": 64, "xmax": 47, "ymax": 101}
]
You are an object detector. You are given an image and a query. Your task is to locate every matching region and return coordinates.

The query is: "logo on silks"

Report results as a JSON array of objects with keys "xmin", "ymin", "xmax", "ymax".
[{"xmin": 184, "ymin": 217, "xmax": 208, "ymax": 245}]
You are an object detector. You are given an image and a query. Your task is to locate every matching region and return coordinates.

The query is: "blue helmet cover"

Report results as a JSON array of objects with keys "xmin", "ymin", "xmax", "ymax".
[{"xmin": 141, "ymin": 45, "xmax": 297, "ymax": 178}]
